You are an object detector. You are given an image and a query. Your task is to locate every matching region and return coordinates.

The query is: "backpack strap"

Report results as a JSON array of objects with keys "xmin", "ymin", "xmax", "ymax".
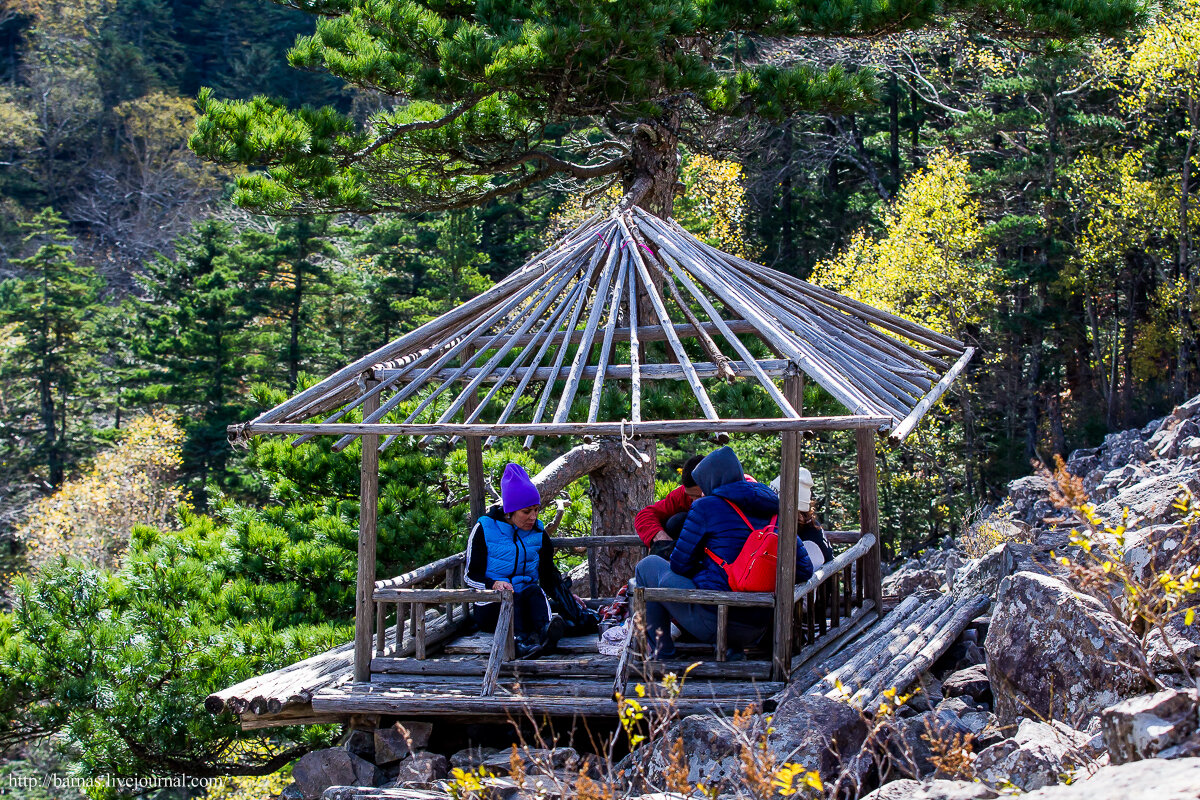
[{"xmin": 722, "ymin": 498, "xmax": 753, "ymax": 530}]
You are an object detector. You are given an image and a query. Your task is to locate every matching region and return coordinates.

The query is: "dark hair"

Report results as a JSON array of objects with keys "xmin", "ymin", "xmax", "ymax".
[{"xmin": 681, "ymin": 454, "xmax": 705, "ymax": 488}]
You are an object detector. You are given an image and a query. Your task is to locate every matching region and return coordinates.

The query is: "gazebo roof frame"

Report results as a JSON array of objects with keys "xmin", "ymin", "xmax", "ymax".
[{"xmin": 230, "ymin": 207, "xmax": 974, "ymax": 449}]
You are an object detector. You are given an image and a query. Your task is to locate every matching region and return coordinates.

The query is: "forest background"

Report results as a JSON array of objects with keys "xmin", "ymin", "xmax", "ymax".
[{"xmin": 0, "ymin": 0, "xmax": 1196, "ymax": 793}]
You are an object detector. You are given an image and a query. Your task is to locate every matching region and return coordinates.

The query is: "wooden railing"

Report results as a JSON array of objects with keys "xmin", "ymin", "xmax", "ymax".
[{"xmin": 369, "ymin": 532, "xmax": 879, "ymax": 697}]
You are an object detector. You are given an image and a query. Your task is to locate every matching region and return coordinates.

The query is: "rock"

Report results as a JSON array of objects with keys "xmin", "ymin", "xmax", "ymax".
[
  {"xmin": 941, "ymin": 665, "xmax": 992, "ymax": 706},
  {"xmin": 767, "ymin": 694, "xmax": 871, "ymax": 785},
  {"xmin": 449, "ymin": 746, "xmax": 500, "ymax": 771},
  {"xmin": 1123, "ymin": 524, "xmax": 1194, "ymax": 583},
  {"xmin": 935, "ymin": 697, "xmax": 978, "ymax": 717},
  {"xmin": 618, "ymin": 713, "xmax": 765, "ymax": 793},
  {"xmin": 959, "ymin": 710, "xmax": 998, "ymax": 739},
  {"xmin": 480, "ymin": 747, "xmax": 578, "ymax": 777},
  {"xmin": 1175, "ymin": 394, "xmax": 1200, "ymax": 421},
  {"xmin": 878, "ymin": 711, "xmax": 972, "ymax": 779},
  {"xmin": 933, "ymin": 640, "xmax": 986, "ymax": 674},
  {"xmin": 1145, "ymin": 611, "xmax": 1200, "ymax": 674},
  {"xmin": 374, "ymin": 721, "xmax": 433, "ymax": 766},
  {"xmin": 952, "ymin": 542, "xmax": 1028, "ymax": 602},
  {"xmin": 1100, "ymin": 689, "xmax": 1200, "ymax": 763},
  {"xmin": 292, "ymin": 749, "xmax": 384, "ymax": 799},
  {"xmin": 862, "ymin": 778, "xmax": 997, "ymax": 800},
  {"xmin": 986, "ymin": 571, "xmax": 1150, "ymax": 726},
  {"xmin": 392, "ymin": 751, "xmax": 449, "ymax": 784},
  {"xmin": 1153, "ymin": 418, "xmax": 1200, "ymax": 459},
  {"xmin": 1017, "ymin": 756, "xmax": 1200, "ymax": 799},
  {"xmin": 1004, "ymin": 475, "xmax": 1054, "ymax": 525},
  {"xmin": 974, "ymin": 718, "xmax": 1092, "ymax": 791},
  {"xmin": 281, "ymin": 783, "xmax": 304, "ymax": 800},
  {"xmin": 1096, "ymin": 468, "xmax": 1200, "ymax": 528},
  {"xmin": 342, "ymin": 729, "xmax": 374, "ymax": 762},
  {"xmin": 883, "ymin": 567, "xmax": 943, "ymax": 596}
]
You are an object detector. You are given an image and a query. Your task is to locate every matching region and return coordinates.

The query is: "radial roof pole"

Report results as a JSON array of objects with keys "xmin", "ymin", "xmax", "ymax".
[
  {"xmin": 773, "ymin": 372, "xmax": 803, "ymax": 681},
  {"xmin": 354, "ymin": 378, "xmax": 381, "ymax": 683},
  {"xmin": 856, "ymin": 427, "xmax": 882, "ymax": 614}
]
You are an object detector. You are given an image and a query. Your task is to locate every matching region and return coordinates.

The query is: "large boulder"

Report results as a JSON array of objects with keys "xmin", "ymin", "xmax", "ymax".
[
  {"xmin": 767, "ymin": 694, "xmax": 871, "ymax": 786},
  {"xmin": 1144, "ymin": 612, "xmax": 1200, "ymax": 675},
  {"xmin": 883, "ymin": 567, "xmax": 943, "ymax": 597},
  {"xmin": 618, "ymin": 713, "xmax": 764, "ymax": 793},
  {"xmin": 973, "ymin": 718, "xmax": 1092, "ymax": 791},
  {"xmin": 951, "ymin": 542, "xmax": 1029, "ymax": 603},
  {"xmin": 877, "ymin": 710, "xmax": 972, "ymax": 780},
  {"xmin": 1016, "ymin": 756, "xmax": 1200, "ymax": 799},
  {"xmin": 862, "ymin": 779, "xmax": 997, "ymax": 800},
  {"xmin": 1004, "ymin": 475, "xmax": 1055, "ymax": 525},
  {"xmin": 374, "ymin": 721, "xmax": 433, "ymax": 766},
  {"xmin": 292, "ymin": 749, "xmax": 383, "ymax": 799},
  {"xmin": 1122, "ymin": 524, "xmax": 1194, "ymax": 583},
  {"xmin": 1100, "ymin": 689, "xmax": 1200, "ymax": 763},
  {"xmin": 1096, "ymin": 469, "xmax": 1200, "ymax": 529},
  {"xmin": 986, "ymin": 571, "xmax": 1150, "ymax": 725},
  {"xmin": 480, "ymin": 747, "xmax": 579, "ymax": 776}
]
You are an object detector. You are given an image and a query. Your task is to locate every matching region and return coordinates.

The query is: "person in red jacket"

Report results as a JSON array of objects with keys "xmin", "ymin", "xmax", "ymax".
[
  {"xmin": 635, "ymin": 455, "xmax": 757, "ymax": 558},
  {"xmin": 634, "ymin": 455, "xmax": 705, "ymax": 558}
]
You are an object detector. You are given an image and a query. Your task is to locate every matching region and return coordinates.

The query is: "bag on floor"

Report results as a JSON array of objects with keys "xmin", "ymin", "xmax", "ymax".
[
  {"xmin": 548, "ymin": 574, "xmax": 600, "ymax": 635},
  {"xmin": 705, "ymin": 500, "xmax": 779, "ymax": 592}
]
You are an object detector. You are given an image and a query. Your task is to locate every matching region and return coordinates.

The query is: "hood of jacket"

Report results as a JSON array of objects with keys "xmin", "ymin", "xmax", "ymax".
[{"xmin": 692, "ymin": 446, "xmax": 745, "ymax": 496}]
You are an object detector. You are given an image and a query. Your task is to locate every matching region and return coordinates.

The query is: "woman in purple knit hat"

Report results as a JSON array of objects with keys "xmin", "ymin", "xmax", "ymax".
[{"xmin": 464, "ymin": 462, "xmax": 564, "ymax": 658}]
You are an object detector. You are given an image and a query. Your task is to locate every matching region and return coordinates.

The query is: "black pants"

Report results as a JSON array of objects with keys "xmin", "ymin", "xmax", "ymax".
[{"xmin": 472, "ymin": 585, "xmax": 551, "ymax": 637}]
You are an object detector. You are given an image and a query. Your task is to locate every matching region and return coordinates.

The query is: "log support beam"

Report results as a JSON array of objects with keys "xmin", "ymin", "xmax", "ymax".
[
  {"xmin": 772, "ymin": 373, "xmax": 804, "ymax": 681},
  {"xmin": 354, "ymin": 378, "xmax": 381, "ymax": 682}
]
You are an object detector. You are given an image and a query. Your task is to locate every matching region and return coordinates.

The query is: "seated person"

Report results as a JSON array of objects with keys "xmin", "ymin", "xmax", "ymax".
[
  {"xmin": 770, "ymin": 467, "xmax": 833, "ymax": 569},
  {"xmin": 634, "ymin": 454, "xmax": 705, "ymax": 559},
  {"xmin": 633, "ymin": 447, "xmax": 815, "ymax": 659},
  {"xmin": 465, "ymin": 462, "xmax": 564, "ymax": 659},
  {"xmin": 634, "ymin": 454, "xmax": 757, "ymax": 559}
]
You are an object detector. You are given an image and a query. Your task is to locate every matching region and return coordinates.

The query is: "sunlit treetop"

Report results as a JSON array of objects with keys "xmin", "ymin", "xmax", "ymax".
[{"xmin": 190, "ymin": 0, "xmax": 1149, "ymax": 218}]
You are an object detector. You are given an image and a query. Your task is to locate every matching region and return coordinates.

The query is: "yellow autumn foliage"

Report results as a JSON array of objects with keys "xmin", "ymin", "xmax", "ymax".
[
  {"xmin": 19, "ymin": 411, "xmax": 189, "ymax": 573},
  {"xmin": 676, "ymin": 154, "xmax": 750, "ymax": 257},
  {"xmin": 201, "ymin": 771, "xmax": 291, "ymax": 800},
  {"xmin": 811, "ymin": 151, "xmax": 993, "ymax": 338},
  {"xmin": 1115, "ymin": 0, "xmax": 1200, "ymax": 113}
]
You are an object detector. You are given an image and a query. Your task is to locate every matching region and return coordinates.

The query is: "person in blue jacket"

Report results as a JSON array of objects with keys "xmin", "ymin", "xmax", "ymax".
[
  {"xmin": 633, "ymin": 446, "xmax": 816, "ymax": 659},
  {"xmin": 465, "ymin": 462, "xmax": 565, "ymax": 659}
]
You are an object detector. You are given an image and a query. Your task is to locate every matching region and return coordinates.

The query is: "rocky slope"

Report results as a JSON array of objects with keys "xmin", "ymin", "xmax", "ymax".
[{"xmin": 273, "ymin": 397, "xmax": 1200, "ymax": 800}]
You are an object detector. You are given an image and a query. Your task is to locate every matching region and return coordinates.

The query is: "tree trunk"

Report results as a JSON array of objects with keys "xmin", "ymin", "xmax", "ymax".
[
  {"xmin": 532, "ymin": 437, "xmax": 656, "ymax": 597},
  {"xmin": 587, "ymin": 437, "xmax": 655, "ymax": 596},
  {"xmin": 623, "ymin": 116, "xmax": 681, "ymax": 220}
]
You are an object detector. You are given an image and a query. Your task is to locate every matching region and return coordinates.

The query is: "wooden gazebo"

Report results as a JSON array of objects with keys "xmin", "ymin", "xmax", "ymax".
[{"xmin": 212, "ymin": 207, "xmax": 973, "ymax": 727}]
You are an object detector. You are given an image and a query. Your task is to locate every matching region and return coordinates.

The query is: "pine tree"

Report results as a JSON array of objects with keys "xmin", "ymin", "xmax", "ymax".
[
  {"xmin": 130, "ymin": 220, "xmax": 266, "ymax": 504},
  {"xmin": 0, "ymin": 208, "xmax": 100, "ymax": 488},
  {"xmin": 189, "ymin": 0, "xmax": 1146, "ymax": 219}
]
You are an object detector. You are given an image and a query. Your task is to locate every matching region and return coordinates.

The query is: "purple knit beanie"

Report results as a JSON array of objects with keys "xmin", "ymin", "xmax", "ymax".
[{"xmin": 500, "ymin": 462, "xmax": 540, "ymax": 513}]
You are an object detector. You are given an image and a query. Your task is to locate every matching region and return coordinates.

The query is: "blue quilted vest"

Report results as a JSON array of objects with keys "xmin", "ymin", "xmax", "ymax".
[{"xmin": 478, "ymin": 515, "xmax": 545, "ymax": 593}]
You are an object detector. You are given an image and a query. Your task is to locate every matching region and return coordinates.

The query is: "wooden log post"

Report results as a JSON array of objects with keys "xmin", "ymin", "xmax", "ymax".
[
  {"xmin": 773, "ymin": 373, "xmax": 803, "ymax": 681},
  {"xmin": 354, "ymin": 378, "xmax": 381, "ymax": 683},
  {"xmin": 464, "ymin": 347, "xmax": 487, "ymax": 524},
  {"xmin": 856, "ymin": 427, "xmax": 882, "ymax": 612}
]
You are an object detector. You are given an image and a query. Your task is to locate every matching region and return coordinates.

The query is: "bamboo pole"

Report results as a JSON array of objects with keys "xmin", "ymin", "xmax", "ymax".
[
  {"xmin": 888, "ymin": 348, "xmax": 975, "ymax": 444},
  {"xmin": 619, "ymin": 215, "xmax": 718, "ymax": 420},
  {"xmin": 628, "ymin": 253, "xmax": 642, "ymax": 423},
  {"xmin": 551, "ymin": 230, "xmax": 622, "ymax": 426},
  {"xmin": 406, "ymin": 253, "xmax": 587, "ymax": 442},
  {"xmin": 481, "ymin": 274, "xmax": 591, "ymax": 449},
  {"xmin": 522, "ymin": 234, "xmax": 610, "ymax": 448},
  {"xmin": 379, "ymin": 360, "xmax": 792, "ymax": 386},
  {"xmin": 354, "ymin": 381, "xmax": 381, "ymax": 683},
  {"xmin": 588, "ymin": 253, "xmax": 630, "ymax": 422},
  {"xmin": 642, "ymin": 229, "xmax": 799, "ymax": 418},
  {"xmin": 330, "ymin": 261, "xmax": 567, "ymax": 452}
]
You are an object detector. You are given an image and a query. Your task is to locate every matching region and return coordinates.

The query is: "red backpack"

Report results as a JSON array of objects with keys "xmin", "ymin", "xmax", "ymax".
[{"xmin": 705, "ymin": 500, "xmax": 779, "ymax": 592}]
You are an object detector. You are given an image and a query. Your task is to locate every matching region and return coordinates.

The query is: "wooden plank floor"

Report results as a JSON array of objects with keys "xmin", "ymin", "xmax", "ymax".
[{"xmin": 310, "ymin": 678, "xmax": 781, "ymax": 719}]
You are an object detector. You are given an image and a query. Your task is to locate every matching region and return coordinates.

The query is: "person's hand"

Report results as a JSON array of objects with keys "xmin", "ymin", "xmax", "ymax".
[
  {"xmin": 798, "ymin": 509, "xmax": 817, "ymax": 526},
  {"xmin": 493, "ymin": 581, "xmax": 514, "ymax": 593},
  {"xmin": 652, "ymin": 530, "xmax": 672, "ymax": 542}
]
